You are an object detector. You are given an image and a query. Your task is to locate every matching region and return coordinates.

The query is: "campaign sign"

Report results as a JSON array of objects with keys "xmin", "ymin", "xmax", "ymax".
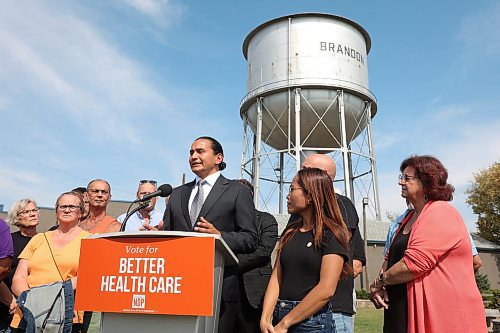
[{"xmin": 75, "ymin": 236, "xmax": 215, "ymax": 316}]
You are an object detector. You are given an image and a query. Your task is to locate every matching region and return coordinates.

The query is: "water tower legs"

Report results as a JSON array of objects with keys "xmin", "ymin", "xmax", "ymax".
[
  {"xmin": 366, "ymin": 103, "xmax": 381, "ymax": 219},
  {"xmin": 339, "ymin": 90, "xmax": 352, "ymax": 199},
  {"xmin": 240, "ymin": 87, "xmax": 381, "ymax": 221}
]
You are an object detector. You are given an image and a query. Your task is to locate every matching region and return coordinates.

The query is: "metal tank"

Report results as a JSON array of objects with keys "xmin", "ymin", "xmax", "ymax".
[
  {"xmin": 240, "ymin": 13, "xmax": 381, "ymax": 219},
  {"xmin": 240, "ymin": 13, "xmax": 377, "ymax": 150}
]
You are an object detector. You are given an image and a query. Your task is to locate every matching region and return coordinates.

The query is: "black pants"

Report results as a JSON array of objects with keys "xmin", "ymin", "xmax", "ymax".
[
  {"xmin": 219, "ymin": 300, "xmax": 238, "ymax": 333},
  {"xmin": 233, "ymin": 294, "xmax": 261, "ymax": 333},
  {"xmin": 80, "ymin": 311, "xmax": 93, "ymax": 333}
]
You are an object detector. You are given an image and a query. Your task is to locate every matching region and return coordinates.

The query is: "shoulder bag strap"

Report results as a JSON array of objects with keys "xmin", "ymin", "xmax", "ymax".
[{"xmin": 43, "ymin": 232, "xmax": 65, "ymax": 281}]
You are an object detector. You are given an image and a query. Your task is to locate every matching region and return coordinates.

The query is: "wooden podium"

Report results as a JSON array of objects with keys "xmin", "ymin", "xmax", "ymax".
[{"xmin": 75, "ymin": 231, "xmax": 237, "ymax": 333}]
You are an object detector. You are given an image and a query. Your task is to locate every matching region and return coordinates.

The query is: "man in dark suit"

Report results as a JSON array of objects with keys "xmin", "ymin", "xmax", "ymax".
[
  {"xmin": 163, "ymin": 136, "xmax": 257, "ymax": 332},
  {"xmin": 234, "ymin": 179, "xmax": 278, "ymax": 333}
]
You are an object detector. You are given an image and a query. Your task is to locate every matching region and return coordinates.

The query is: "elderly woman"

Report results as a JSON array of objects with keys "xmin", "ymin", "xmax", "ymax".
[
  {"xmin": 6, "ymin": 199, "xmax": 39, "ymax": 285},
  {"xmin": 260, "ymin": 168, "xmax": 351, "ymax": 333},
  {"xmin": 10, "ymin": 192, "xmax": 90, "ymax": 332},
  {"xmin": 370, "ymin": 155, "xmax": 486, "ymax": 333},
  {"xmin": 0, "ymin": 199, "xmax": 40, "ymax": 329}
]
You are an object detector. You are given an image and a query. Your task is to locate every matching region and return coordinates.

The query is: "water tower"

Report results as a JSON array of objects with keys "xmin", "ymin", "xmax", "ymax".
[{"xmin": 240, "ymin": 13, "xmax": 381, "ymax": 219}]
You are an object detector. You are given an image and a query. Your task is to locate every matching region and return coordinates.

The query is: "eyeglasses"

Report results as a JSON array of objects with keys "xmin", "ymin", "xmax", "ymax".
[
  {"xmin": 17, "ymin": 208, "xmax": 39, "ymax": 216},
  {"xmin": 288, "ymin": 186, "xmax": 304, "ymax": 194},
  {"xmin": 139, "ymin": 180, "xmax": 157, "ymax": 186},
  {"xmin": 57, "ymin": 205, "xmax": 81, "ymax": 212},
  {"xmin": 88, "ymin": 189, "xmax": 109, "ymax": 195},
  {"xmin": 398, "ymin": 174, "xmax": 418, "ymax": 183}
]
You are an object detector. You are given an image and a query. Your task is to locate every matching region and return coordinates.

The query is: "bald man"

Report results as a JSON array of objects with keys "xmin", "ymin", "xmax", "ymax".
[{"xmin": 293, "ymin": 154, "xmax": 366, "ymax": 333}]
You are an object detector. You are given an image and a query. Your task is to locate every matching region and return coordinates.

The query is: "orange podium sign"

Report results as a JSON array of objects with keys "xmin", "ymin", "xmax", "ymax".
[{"xmin": 75, "ymin": 236, "xmax": 215, "ymax": 316}]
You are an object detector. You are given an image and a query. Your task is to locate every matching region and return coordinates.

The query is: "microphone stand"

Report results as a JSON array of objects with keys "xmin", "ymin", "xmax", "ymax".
[{"xmin": 119, "ymin": 201, "xmax": 150, "ymax": 232}]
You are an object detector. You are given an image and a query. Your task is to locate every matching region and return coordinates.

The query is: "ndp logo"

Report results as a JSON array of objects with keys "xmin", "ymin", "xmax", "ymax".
[{"xmin": 132, "ymin": 294, "xmax": 146, "ymax": 309}]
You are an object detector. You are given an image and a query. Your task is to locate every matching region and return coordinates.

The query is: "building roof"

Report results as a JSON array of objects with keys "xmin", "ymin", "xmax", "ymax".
[
  {"xmin": 2, "ymin": 203, "xmax": 498, "ymax": 253},
  {"xmin": 272, "ymin": 214, "xmax": 499, "ymax": 252}
]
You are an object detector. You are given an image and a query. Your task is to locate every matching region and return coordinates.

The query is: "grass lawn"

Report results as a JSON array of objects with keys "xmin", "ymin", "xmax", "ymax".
[{"xmin": 354, "ymin": 307, "xmax": 384, "ymax": 333}]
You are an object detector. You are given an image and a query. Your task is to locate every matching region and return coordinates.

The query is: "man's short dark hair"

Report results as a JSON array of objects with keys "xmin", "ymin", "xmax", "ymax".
[
  {"xmin": 71, "ymin": 187, "xmax": 87, "ymax": 195},
  {"xmin": 196, "ymin": 136, "xmax": 226, "ymax": 170}
]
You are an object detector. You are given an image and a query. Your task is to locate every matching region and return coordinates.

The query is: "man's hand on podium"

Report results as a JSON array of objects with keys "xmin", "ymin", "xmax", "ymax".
[{"xmin": 194, "ymin": 217, "xmax": 221, "ymax": 236}]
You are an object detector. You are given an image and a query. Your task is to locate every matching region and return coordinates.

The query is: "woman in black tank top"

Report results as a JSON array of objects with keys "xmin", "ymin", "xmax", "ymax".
[
  {"xmin": 260, "ymin": 168, "xmax": 351, "ymax": 333},
  {"xmin": 383, "ymin": 213, "xmax": 413, "ymax": 333}
]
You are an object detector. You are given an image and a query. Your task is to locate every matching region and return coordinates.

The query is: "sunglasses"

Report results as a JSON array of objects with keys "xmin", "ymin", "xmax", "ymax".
[{"xmin": 139, "ymin": 180, "xmax": 157, "ymax": 186}]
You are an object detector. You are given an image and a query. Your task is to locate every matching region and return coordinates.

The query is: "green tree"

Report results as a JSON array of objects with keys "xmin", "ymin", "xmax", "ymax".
[
  {"xmin": 475, "ymin": 271, "xmax": 491, "ymax": 293},
  {"xmin": 466, "ymin": 162, "xmax": 500, "ymax": 245}
]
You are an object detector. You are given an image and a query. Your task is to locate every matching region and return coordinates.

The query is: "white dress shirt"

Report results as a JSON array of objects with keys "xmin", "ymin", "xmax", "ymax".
[{"xmin": 188, "ymin": 171, "xmax": 221, "ymax": 214}]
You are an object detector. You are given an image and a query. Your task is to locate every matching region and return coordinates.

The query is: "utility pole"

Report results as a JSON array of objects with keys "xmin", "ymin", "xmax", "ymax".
[{"xmin": 362, "ymin": 197, "xmax": 370, "ymax": 289}]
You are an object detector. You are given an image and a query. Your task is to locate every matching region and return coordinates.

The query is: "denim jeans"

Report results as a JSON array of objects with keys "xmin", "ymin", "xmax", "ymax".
[
  {"xmin": 331, "ymin": 312, "xmax": 353, "ymax": 333},
  {"xmin": 17, "ymin": 280, "xmax": 74, "ymax": 333},
  {"xmin": 273, "ymin": 299, "xmax": 336, "ymax": 332}
]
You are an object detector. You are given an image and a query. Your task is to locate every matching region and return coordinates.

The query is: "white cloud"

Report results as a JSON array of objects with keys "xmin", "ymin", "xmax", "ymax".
[
  {"xmin": 0, "ymin": 1, "xmax": 173, "ymax": 144},
  {"xmin": 0, "ymin": 29, "xmax": 74, "ymax": 97},
  {"xmin": 375, "ymin": 116, "xmax": 500, "ymax": 230},
  {"xmin": 122, "ymin": 0, "xmax": 186, "ymax": 27},
  {"xmin": 372, "ymin": 132, "xmax": 402, "ymax": 151},
  {"xmin": 430, "ymin": 120, "xmax": 500, "ymax": 187},
  {"xmin": 457, "ymin": 2, "xmax": 500, "ymax": 56},
  {"xmin": 431, "ymin": 105, "xmax": 470, "ymax": 122},
  {"xmin": 0, "ymin": 1, "xmax": 203, "ymax": 210},
  {"xmin": 0, "ymin": 164, "xmax": 53, "ymax": 209}
]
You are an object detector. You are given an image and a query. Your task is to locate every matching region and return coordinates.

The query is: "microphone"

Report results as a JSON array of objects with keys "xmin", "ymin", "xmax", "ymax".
[
  {"xmin": 134, "ymin": 184, "xmax": 172, "ymax": 203},
  {"xmin": 120, "ymin": 184, "xmax": 172, "ymax": 232}
]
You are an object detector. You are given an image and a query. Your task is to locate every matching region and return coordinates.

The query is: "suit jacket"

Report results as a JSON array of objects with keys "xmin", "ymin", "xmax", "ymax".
[
  {"xmin": 237, "ymin": 210, "xmax": 278, "ymax": 309},
  {"xmin": 163, "ymin": 174, "xmax": 257, "ymax": 302}
]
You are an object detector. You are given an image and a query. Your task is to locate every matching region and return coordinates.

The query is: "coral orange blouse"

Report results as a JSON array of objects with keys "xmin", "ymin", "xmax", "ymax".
[{"xmin": 403, "ymin": 201, "xmax": 486, "ymax": 333}]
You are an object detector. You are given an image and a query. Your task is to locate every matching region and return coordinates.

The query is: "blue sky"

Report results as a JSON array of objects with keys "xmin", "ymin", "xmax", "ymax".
[{"xmin": 0, "ymin": 0, "xmax": 499, "ymax": 230}]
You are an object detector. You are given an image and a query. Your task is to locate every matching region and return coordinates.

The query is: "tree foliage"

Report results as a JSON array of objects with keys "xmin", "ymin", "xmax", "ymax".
[
  {"xmin": 475, "ymin": 271, "xmax": 491, "ymax": 293},
  {"xmin": 487, "ymin": 289, "xmax": 500, "ymax": 310},
  {"xmin": 466, "ymin": 162, "xmax": 500, "ymax": 245}
]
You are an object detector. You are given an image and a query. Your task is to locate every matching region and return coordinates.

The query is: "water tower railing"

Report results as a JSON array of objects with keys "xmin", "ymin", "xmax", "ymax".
[{"xmin": 240, "ymin": 77, "xmax": 377, "ymax": 110}]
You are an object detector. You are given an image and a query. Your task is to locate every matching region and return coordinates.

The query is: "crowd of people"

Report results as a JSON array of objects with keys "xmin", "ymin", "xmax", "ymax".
[{"xmin": 0, "ymin": 136, "xmax": 488, "ymax": 333}]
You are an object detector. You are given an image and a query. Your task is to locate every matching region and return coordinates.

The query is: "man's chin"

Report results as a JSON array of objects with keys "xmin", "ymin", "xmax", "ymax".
[{"xmin": 190, "ymin": 167, "xmax": 203, "ymax": 174}]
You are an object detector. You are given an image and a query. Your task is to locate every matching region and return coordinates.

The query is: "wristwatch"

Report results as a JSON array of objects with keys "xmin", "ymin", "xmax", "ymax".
[{"xmin": 379, "ymin": 272, "xmax": 386, "ymax": 287}]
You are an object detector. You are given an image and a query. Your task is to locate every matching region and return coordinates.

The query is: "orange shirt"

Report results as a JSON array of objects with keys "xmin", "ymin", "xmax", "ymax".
[
  {"xmin": 11, "ymin": 230, "xmax": 90, "ymax": 327},
  {"xmin": 404, "ymin": 201, "xmax": 486, "ymax": 333},
  {"xmin": 88, "ymin": 215, "xmax": 120, "ymax": 234}
]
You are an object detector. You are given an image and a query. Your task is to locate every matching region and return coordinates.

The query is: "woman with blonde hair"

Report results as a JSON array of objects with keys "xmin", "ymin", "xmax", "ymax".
[
  {"xmin": 6, "ymin": 199, "xmax": 40, "ymax": 284},
  {"xmin": 260, "ymin": 168, "xmax": 351, "ymax": 333},
  {"xmin": 10, "ymin": 192, "xmax": 90, "ymax": 332},
  {"xmin": 0, "ymin": 199, "xmax": 39, "ymax": 329}
]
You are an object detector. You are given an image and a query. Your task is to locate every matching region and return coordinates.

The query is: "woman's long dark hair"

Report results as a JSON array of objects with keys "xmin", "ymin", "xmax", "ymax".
[{"xmin": 279, "ymin": 168, "xmax": 352, "ymax": 278}]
